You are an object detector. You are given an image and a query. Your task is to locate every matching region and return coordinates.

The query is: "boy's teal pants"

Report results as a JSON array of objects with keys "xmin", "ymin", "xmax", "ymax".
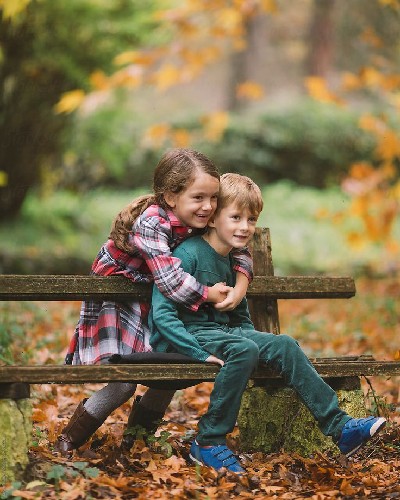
[{"xmin": 190, "ymin": 327, "xmax": 351, "ymax": 446}]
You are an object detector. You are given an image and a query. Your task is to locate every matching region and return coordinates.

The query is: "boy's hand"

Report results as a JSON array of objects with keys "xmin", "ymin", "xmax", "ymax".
[
  {"xmin": 205, "ymin": 355, "xmax": 224, "ymax": 367},
  {"xmin": 207, "ymin": 282, "xmax": 232, "ymax": 304},
  {"xmin": 214, "ymin": 287, "xmax": 242, "ymax": 311},
  {"xmin": 214, "ymin": 272, "xmax": 248, "ymax": 311}
]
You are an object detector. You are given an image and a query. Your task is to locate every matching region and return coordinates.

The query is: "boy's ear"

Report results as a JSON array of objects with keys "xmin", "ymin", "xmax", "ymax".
[
  {"xmin": 208, "ymin": 215, "xmax": 216, "ymax": 228},
  {"xmin": 164, "ymin": 191, "xmax": 176, "ymax": 208}
]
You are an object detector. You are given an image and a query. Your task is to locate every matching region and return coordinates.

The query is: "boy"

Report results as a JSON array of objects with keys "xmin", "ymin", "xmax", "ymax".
[{"xmin": 149, "ymin": 173, "xmax": 386, "ymax": 474}]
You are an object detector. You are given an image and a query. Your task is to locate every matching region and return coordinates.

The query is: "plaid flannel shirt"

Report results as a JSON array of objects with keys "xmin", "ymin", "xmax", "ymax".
[{"xmin": 65, "ymin": 205, "xmax": 253, "ymax": 365}]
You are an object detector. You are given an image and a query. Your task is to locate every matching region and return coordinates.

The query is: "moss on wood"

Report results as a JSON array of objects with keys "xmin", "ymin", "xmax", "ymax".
[
  {"xmin": 0, "ymin": 399, "xmax": 32, "ymax": 485},
  {"xmin": 238, "ymin": 385, "xmax": 367, "ymax": 457}
]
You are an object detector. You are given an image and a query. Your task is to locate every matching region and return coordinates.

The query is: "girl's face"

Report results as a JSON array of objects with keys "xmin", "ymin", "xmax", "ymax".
[{"xmin": 164, "ymin": 171, "xmax": 219, "ymax": 228}]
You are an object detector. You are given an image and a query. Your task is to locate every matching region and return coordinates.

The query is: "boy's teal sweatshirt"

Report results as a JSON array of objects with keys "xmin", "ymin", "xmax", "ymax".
[{"xmin": 149, "ymin": 236, "xmax": 254, "ymax": 361}]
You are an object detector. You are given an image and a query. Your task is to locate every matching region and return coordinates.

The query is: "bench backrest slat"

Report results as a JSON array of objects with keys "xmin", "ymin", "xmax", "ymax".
[{"xmin": 0, "ymin": 275, "xmax": 356, "ymax": 301}]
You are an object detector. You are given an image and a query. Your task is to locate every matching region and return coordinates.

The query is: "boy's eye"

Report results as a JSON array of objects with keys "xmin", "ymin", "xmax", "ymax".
[{"xmin": 249, "ymin": 217, "xmax": 258, "ymax": 224}]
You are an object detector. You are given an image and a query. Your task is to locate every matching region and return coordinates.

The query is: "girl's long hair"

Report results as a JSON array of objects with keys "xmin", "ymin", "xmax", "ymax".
[
  {"xmin": 109, "ymin": 149, "xmax": 220, "ymax": 254},
  {"xmin": 109, "ymin": 194, "xmax": 155, "ymax": 253}
]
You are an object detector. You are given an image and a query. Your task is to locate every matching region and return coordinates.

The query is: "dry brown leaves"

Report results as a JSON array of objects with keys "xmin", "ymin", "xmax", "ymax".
[{"xmin": 1, "ymin": 278, "xmax": 399, "ymax": 498}]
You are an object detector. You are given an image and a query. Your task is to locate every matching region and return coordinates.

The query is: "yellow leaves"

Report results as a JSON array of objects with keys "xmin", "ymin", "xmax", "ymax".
[
  {"xmin": 171, "ymin": 128, "xmax": 191, "ymax": 148},
  {"xmin": 201, "ymin": 111, "xmax": 229, "ymax": 141},
  {"xmin": 113, "ymin": 50, "xmax": 155, "ymax": 67},
  {"xmin": 144, "ymin": 123, "xmax": 171, "ymax": 148},
  {"xmin": 360, "ymin": 27, "xmax": 383, "ymax": 48},
  {"xmin": 89, "ymin": 70, "xmax": 110, "ymax": 91},
  {"xmin": 359, "ymin": 66, "xmax": 383, "ymax": 87},
  {"xmin": 236, "ymin": 81, "xmax": 265, "ymax": 100},
  {"xmin": 341, "ymin": 72, "xmax": 362, "ymax": 92},
  {"xmin": 217, "ymin": 8, "xmax": 243, "ymax": 37},
  {"xmin": 143, "ymin": 112, "xmax": 229, "ymax": 148},
  {"xmin": 152, "ymin": 64, "xmax": 182, "ymax": 91},
  {"xmin": 379, "ymin": 0, "xmax": 400, "ymax": 8},
  {"xmin": 54, "ymin": 90, "xmax": 85, "ymax": 114},
  {"xmin": 358, "ymin": 114, "xmax": 400, "ymax": 164},
  {"xmin": 0, "ymin": 0, "xmax": 31, "ymax": 19},
  {"xmin": 260, "ymin": 0, "xmax": 278, "ymax": 13},
  {"xmin": 376, "ymin": 130, "xmax": 400, "ymax": 162},
  {"xmin": 358, "ymin": 114, "xmax": 381, "ymax": 133},
  {"xmin": 0, "ymin": 170, "xmax": 8, "ymax": 186},
  {"xmin": 143, "ymin": 124, "xmax": 192, "ymax": 148},
  {"xmin": 305, "ymin": 77, "xmax": 344, "ymax": 105}
]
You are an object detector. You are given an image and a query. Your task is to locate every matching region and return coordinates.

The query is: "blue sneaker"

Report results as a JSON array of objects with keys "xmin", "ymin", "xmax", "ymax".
[
  {"xmin": 189, "ymin": 440, "xmax": 245, "ymax": 474},
  {"xmin": 337, "ymin": 416, "xmax": 386, "ymax": 456}
]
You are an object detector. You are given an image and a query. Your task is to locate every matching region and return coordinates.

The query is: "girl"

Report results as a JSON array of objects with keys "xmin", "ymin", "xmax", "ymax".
[{"xmin": 56, "ymin": 148, "xmax": 253, "ymax": 456}]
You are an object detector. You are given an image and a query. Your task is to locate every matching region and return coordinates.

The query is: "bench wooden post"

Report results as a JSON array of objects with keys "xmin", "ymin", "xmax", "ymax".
[
  {"xmin": 247, "ymin": 228, "xmax": 280, "ymax": 334},
  {"xmin": 238, "ymin": 228, "xmax": 367, "ymax": 456},
  {"xmin": 0, "ymin": 383, "xmax": 32, "ymax": 484}
]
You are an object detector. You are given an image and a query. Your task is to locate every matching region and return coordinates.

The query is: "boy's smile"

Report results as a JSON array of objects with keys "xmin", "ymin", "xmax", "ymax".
[{"xmin": 205, "ymin": 204, "xmax": 258, "ymax": 256}]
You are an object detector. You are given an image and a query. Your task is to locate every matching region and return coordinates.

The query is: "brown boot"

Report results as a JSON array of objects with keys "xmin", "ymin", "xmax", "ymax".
[
  {"xmin": 120, "ymin": 396, "xmax": 165, "ymax": 451},
  {"xmin": 55, "ymin": 399, "xmax": 103, "ymax": 457}
]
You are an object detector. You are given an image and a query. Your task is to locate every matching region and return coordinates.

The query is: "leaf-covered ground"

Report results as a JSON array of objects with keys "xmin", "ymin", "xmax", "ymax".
[{"xmin": 1, "ymin": 278, "xmax": 399, "ymax": 499}]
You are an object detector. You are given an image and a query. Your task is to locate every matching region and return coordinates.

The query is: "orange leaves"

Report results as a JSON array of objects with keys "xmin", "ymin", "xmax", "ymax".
[
  {"xmin": 236, "ymin": 81, "xmax": 265, "ymax": 100},
  {"xmin": 152, "ymin": 64, "xmax": 182, "ymax": 91},
  {"xmin": 201, "ymin": 111, "xmax": 229, "ymax": 141},
  {"xmin": 143, "ymin": 111, "xmax": 229, "ymax": 148},
  {"xmin": 305, "ymin": 77, "xmax": 344, "ymax": 106},
  {"xmin": 339, "ymin": 112, "xmax": 400, "ymax": 253},
  {"xmin": 113, "ymin": 50, "xmax": 156, "ymax": 67}
]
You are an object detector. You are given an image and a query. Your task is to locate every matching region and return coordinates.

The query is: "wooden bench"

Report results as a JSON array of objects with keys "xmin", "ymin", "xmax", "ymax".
[{"xmin": 1, "ymin": 228, "xmax": 399, "ymax": 482}]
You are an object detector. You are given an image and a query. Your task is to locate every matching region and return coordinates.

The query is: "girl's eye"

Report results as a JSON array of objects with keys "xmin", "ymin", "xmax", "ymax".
[{"xmin": 231, "ymin": 215, "xmax": 240, "ymax": 220}]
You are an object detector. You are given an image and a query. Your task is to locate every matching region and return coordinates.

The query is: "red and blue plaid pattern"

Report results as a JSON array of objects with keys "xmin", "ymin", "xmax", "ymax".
[{"xmin": 66, "ymin": 205, "xmax": 253, "ymax": 365}]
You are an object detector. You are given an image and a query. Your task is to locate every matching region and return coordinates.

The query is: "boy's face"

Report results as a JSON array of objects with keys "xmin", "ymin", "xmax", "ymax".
[{"xmin": 207, "ymin": 202, "xmax": 258, "ymax": 255}]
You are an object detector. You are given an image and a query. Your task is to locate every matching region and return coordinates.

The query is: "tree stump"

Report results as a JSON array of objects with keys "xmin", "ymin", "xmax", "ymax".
[
  {"xmin": 0, "ymin": 384, "xmax": 32, "ymax": 485},
  {"xmin": 238, "ymin": 379, "xmax": 367, "ymax": 456}
]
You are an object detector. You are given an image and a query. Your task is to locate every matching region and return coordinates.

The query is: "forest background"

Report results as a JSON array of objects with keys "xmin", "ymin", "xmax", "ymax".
[{"xmin": 0, "ymin": 0, "xmax": 399, "ymax": 498}]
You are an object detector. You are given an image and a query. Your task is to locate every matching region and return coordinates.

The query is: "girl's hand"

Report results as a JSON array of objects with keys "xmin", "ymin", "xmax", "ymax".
[
  {"xmin": 205, "ymin": 355, "xmax": 224, "ymax": 367},
  {"xmin": 214, "ymin": 287, "xmax": 242, "ymax": 311},
  {"xmin": 207, "ymin": 282, "xmax": 232, "ymax": 304}
]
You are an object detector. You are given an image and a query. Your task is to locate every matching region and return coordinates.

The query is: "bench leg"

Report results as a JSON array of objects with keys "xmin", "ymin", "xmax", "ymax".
[
  {"xmin": 238, "ymin": 377, "xmax": 367, "ymax": 457},
  {"xmin": 0, "ymin": 384, "xmax": 32, "ymax": 485}
]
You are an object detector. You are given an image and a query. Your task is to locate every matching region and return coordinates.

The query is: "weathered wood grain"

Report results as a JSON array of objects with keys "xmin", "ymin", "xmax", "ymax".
[
  {"xmin": 0, "ymin": 359, "xmax": 399, "ymax": 384},
  {"xmin": 0, "ymin": 275, "xmax": 356, "ymax": 301}
]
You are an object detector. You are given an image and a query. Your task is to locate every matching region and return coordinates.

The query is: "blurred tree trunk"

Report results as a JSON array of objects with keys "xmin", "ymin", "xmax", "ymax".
[
  {"xmin": 225, "ymin": 14, "xmax": 269, "ymax": 111},
  {"xmin": 0, "ymin": 1, "xmax": 159, "ymax": 221},
  {"xmin": 306, "ymin": 0, "xmax": 337, "ymax": 77},
  {"xmin": 0, "ymin": 13, "xmax": 70, "ymax": 221}
]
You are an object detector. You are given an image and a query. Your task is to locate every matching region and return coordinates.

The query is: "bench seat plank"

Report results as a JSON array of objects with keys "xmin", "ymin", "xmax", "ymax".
[
  {"xmin": 0, "ymin": 275, "xmax": 356, "ymax": 301},
  {"xmin": 1, "ymin": 359, "xmax": 399, "ymax": 384}
]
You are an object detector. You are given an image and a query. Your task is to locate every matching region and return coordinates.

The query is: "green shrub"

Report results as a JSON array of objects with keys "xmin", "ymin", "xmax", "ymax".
[
  {"xmin": 58, "ymin": 99, "xmax": 377, "ymax": 191},
  {"xmin": 198, "ymin": 100, "xmax": 376, "ymax": 188}
]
